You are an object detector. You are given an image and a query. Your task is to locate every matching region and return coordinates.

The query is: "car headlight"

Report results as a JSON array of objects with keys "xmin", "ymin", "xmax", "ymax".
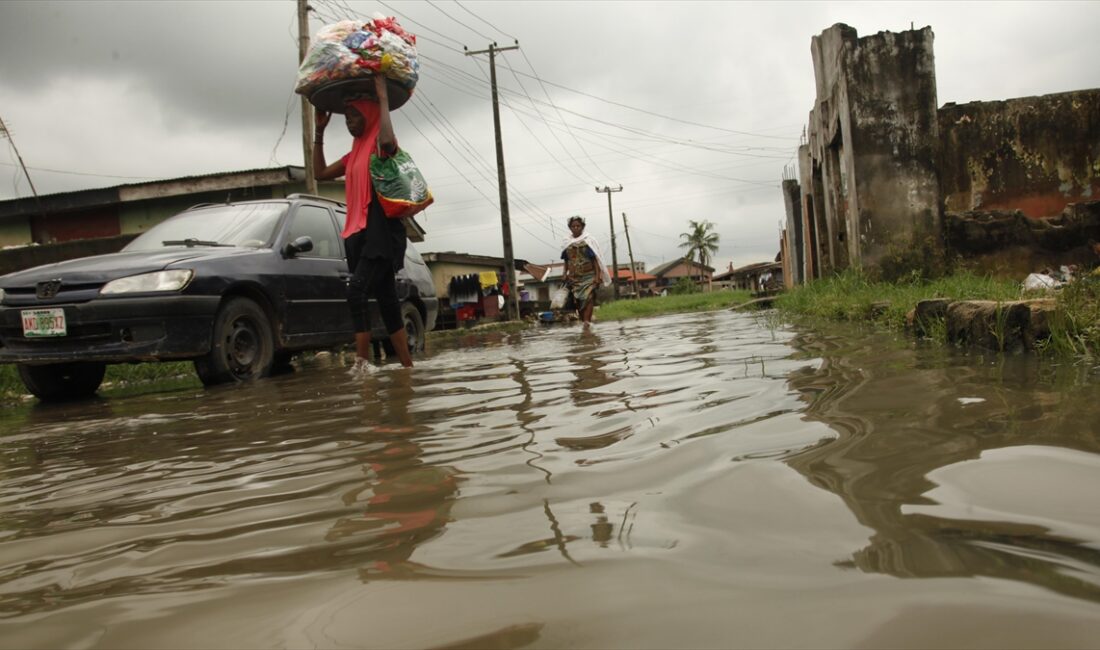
[{"xmin": 100, "ymin": 270, "xmax": 194, "ymax": 295}]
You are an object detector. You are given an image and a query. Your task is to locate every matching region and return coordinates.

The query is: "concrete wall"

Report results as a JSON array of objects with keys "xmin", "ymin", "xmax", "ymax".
[
  {"xmin": 788, "ymin": 23, "xmax": 1100, "ymax": 283},
  {"xmin": 781, "ymin": 179, "xmax": 804, "ymax": 286},
  {"xmin": 945, "ymin": 200, "xmax": 1100, "ymax": 277},
  {"xmin": 805, "ymin": 24, "xmax": 942, "ymax": 279},
  {"xmin": 939, "ymin": 90, "xmax": 1100, "ymax": 218}
]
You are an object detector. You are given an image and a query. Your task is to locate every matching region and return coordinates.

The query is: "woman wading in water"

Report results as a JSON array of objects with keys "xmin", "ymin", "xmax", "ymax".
[
  {"xmin": 561, "ymin": 216, "xmax": 613, "ymax": 326},
  {"xmin": 313, "ymin": 76, "xmax": 412, "ymax": 372}
]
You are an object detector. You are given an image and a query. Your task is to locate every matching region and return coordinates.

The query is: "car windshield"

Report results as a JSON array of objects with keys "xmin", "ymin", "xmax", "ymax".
[{"xmin": 124, "ymin": 203, "xmax": 288, "ymax": 252}]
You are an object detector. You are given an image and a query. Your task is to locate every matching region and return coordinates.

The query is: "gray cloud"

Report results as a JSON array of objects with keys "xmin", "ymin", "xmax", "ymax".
[{"xmin": 2, "ymin": 0, "xmax": 1098, "ymax": 269}]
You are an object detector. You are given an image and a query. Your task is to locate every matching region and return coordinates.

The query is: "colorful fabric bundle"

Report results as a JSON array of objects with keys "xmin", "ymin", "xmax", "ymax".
[
  {"xmin": 295, "ymin": 15, "xmax": 419, "ymax": 99},
  {"xmin": 369, "ymin": 149, "xmax": 434, "ymax": 219}
]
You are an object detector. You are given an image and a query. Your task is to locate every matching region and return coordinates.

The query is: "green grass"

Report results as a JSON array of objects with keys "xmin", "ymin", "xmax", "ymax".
[
  {"xmin": 774, "ymin": 270, "xmax": 1021, "ymax": 330},
  {"xmin": 1, "ymin": 361, "xmax": 198, "ymax": 402},
  {"xmin": 1041, "ymin": 275, "xmax": 1100, "ymax": 356},
  {"xmin": 597, "ymin": 289, "xmax": 752, "ymax": 321},
  {"xmin": 775, "ymin": 269, "xmax": 1100, "ymax": 357}
]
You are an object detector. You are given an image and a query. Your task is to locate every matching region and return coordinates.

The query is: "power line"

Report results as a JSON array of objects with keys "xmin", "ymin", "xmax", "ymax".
[
  {"xmin": 376, "ymin": 0, "xmax": 468, "ymax": 51},
  {"xmin": 454, "ymin": 0, "xmax": 517, "ymax": 41},
  {"xmin": 412, "ymin": 92, "xmax": 561, "ymax": 242},
  {"xmin": 425, "ymin": 0, "xmax": 494, "ymax": 43},
  {"xmin": 419, "ymin": 54, "xmax": 793, "ymax": 159},
  {"xmin": 0, "ymin": 161, "xmax": 156, "ymax": 181}
]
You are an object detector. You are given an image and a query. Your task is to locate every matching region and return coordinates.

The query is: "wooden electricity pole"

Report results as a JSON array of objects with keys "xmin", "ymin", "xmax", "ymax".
[
  {"xmin": 466, "ymin": 42, "xmax": 521, "ymax": 321},
  {"xmin": 595, "ymin": 185, "xmax": 622, "ymax": 299},
  {"xmin": 622, "ymin": 212, "xmax": 640, "ymax": 298},
  {"xmin": 297, "ymin": 0, "xmax": 318, "ymax": 194},
  {"xmin": 0, "ymin": 115, "xmax": 46, "ymax": 222}
]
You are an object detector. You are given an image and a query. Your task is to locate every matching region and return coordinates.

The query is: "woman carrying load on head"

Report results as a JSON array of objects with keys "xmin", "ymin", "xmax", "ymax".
[
  {"xmin": 313, "ymin": 75, "xmax": 412, "ymax": 372},
  {"xmin": 561, "ymin": 215, "xmax": 613, "ymax": 326}
]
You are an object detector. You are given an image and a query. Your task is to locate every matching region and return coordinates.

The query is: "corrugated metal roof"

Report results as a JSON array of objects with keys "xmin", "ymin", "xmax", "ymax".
[{"xmin": 0, "ymin": 166, "xmax": 306, "ymax": 219}]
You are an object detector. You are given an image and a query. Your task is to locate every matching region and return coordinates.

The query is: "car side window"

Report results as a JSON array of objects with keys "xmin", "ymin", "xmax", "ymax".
[{"xmin": 287, "ymin": 205, "xmax": 341, "ymax": 259}]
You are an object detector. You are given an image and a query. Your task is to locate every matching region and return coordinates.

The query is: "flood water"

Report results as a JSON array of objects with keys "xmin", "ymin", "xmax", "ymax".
[{"xmin": 2, "ymin": 309, "xmax": 1100, "ymax": 649}]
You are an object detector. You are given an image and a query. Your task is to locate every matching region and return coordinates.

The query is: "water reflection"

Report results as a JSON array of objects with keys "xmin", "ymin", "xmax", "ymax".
[
  {"xmin": 4, "ymin": 311, "xmax": 1100, "ymax": 647},
  {"xmin": 785, "ymin": 324, "xmax": 1100, "ymax": 601}
]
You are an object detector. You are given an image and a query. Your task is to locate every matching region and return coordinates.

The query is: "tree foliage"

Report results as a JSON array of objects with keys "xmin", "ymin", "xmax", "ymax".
[{"xmin": 678, "ymin": 220, "xmax": 719, "ymax": 280}]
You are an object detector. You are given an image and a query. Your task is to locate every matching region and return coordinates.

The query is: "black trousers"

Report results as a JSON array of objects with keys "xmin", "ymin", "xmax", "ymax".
[{"xmin": 345, "ymin": 230, "xmax": 403, "ymax": 335}]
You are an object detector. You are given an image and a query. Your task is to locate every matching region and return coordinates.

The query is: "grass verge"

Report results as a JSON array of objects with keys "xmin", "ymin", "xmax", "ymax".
[
  {"xmin": 597, "ymin": 289, "xmax": 752, "ymax": 321},
  {"xmin": 774, "ymin": 269, "xmax": 1100, "ymax": 357}
]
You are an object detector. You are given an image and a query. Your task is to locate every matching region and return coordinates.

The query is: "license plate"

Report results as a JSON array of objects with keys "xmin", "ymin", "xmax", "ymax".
[{"xmin": 21, "ymin": 308, "xmax": 67, "ymax": 338}]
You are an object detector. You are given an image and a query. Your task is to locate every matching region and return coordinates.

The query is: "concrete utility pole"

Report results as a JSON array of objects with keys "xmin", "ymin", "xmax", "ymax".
[
  {"xmin": 595, "ymin": 185, "xmax": 623, "ymax": 299},
  {"xmin": 466, "ymin": 42, "xmax": 521, "ymax": 321},
  {"xmin": 297, "ymin": 0, "xmax": 318, "ymax": 195},
  {"xmin": 622, "ymin": 212, "xmax": 640, "ymax": 298}
]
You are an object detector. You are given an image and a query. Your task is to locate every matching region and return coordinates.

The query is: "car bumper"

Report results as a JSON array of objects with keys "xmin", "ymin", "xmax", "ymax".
[{"xmin": 0, "ymin": 295, "xmax": 220, "ymax": 365}]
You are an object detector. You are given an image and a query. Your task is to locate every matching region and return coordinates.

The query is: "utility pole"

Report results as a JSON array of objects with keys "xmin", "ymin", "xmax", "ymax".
[
  {"xmin": 297, "ymin": 0, "xmax": 318, "ymax": 195},
  {"xmin": 0, "ymin": 115, "xmax": 46, "ymax": 223},
  {"xmin": 622, "ymin": 212, "xmax": 640, "ymax": 298},
  {"xmin": 595, "ymin": 185, "xmax": 623, "ymax": 299},
  {"xmin": 467, "ymin": 41, "xmax": 521, "ymax": 321}
]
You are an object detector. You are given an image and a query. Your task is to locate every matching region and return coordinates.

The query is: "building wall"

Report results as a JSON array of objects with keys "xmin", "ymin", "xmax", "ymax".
[
  {"xmin": 0, "ymin": 220, "xmax": 32, "ymax": 248},
  {"xmin": 31, "ymin": 206, "xmax": 120, "ymax": 243},
  {"xmin": 807, "ymin": 24, "xmax": 942, "ymax": 278},
  {"xmin": 939, "ymin": 90, "xmax": 1100, "ymax": 219},
  {"xmin": 425, "ymin": 260, "xmax": 504, "ymax": 301},
  {"xmin": 787, "ymin": 24, "xmax": 1100, "ymax": 284},
  {"xmin": 781, "ymin": 179, "xmax": 804, "ymax": 286}
]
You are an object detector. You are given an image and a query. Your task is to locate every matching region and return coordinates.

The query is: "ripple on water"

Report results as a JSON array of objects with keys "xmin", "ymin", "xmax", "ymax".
[{"xmin": 3, "ymin": 310, "xmax": 1100, "ymax": 648}]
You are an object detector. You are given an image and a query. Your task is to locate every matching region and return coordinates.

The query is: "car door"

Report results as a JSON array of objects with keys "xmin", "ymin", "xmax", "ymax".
[{"xmin": 279, "ymin": 204, "xmax": 353, "ymax": 341}]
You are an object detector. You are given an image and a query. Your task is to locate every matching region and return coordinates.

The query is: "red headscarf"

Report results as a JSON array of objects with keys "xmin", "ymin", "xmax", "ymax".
[{"xmin": 341, "ymin": 98, "xmax": 382, "ymax": 238}]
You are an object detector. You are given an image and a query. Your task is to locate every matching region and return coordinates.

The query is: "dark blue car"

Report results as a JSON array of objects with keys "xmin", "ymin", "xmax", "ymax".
[{"xmin": 0, "ymin": 195, "xmax": 438, "ymax": 400}]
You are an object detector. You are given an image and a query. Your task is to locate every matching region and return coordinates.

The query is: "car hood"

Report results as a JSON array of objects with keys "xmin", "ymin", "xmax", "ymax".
[{"xmin": 0, "ymin": 248, "xmax": 258, "ymax": 287}]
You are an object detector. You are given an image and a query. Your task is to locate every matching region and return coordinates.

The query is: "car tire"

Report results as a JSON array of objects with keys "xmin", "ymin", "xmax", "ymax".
[
  {"xmin": 194, "ymin": 297, "xmax": 275, "ymax": 386},
  {"xmin": 381, "ymin": 302, "xmax": 426, "ymax": 358},
  {"xmin": 18, "ymin": 362, "xmax": 107, "ymax": 402}
]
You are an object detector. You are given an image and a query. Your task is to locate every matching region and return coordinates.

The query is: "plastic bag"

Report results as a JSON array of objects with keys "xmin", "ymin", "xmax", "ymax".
[
  {"xmin": 295, "ymin": 16, "xmax": 419, "ymax": 98},
  {"xmin": 550, "ymin": 285, "xmax": 569, "ymax": 310},
  {"xmin": 369, "ymin": 149, "xmax": 433, "ymax": 219},
  {"xmin": 1023, "ymin": 273, "xmax": 1061, "ymax": 291}
]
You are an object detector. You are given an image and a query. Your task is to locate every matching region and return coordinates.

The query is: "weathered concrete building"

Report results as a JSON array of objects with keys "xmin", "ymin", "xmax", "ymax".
[
  {"xmin": 784, "ymin": 23, "xmax": 1100, "ymax": 283},
  {"xmin": 939, "ymin": 91, "xmax": 1100, "ymax": 276}
]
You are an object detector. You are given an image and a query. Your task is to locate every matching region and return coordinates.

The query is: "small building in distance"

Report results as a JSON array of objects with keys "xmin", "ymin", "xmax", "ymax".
[
  {"xmin": 648, "ymin": 258, "xmax": 715, "ymax": 291},
  {"xmin": 715, "ymin": 261, "xmax": 783, "ymax": 292},
  {"xmin": 613, "ymin": 266, "xmax": 659, "ymax": 297}
]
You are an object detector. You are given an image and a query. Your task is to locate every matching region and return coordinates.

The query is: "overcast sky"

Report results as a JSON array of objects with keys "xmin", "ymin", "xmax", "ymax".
[{"xmin": 1, "ymin": 1, "xmax": 1098, "ymax": 271}]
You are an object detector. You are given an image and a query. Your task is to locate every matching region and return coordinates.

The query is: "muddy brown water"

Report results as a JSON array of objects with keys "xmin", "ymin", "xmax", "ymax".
[{"xmin": 2, "ymin": 309, "xmax": 1100, "ymax": 649}]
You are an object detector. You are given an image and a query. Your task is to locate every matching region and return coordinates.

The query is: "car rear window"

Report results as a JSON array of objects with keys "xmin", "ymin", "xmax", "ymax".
[{"xmin": 125, "ymin": 203, "xmax": 289, "ymax": 251}]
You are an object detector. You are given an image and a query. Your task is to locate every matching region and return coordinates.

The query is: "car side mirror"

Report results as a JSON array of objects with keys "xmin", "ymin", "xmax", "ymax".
[{"xmin": 283, "ymin": 236, "xmax": 314, "ymax": 258}]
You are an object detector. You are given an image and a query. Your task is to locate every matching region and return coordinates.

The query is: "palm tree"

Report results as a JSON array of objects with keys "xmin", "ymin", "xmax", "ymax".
[{"xmin": 679, "ymin": 220, "xmax": 719, "ymax": 290}]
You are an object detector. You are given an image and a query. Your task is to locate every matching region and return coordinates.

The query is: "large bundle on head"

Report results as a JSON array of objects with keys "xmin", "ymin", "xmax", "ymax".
[{"xmin": 295, "ymin": 15, "xmax": 419, "ymax": 113}]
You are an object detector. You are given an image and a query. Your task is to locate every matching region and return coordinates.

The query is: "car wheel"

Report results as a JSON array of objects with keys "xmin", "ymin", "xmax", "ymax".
[
  {"xmin": 194, "ymin": 297, "xmax": 275, "ymax": 386},
  {"xmin": 382, "ymin": 302, "xmax": 426, "ymax": 358},
  {"xmin": 17, "ymin": 362, "xmax": 107, "ymax": 401}
]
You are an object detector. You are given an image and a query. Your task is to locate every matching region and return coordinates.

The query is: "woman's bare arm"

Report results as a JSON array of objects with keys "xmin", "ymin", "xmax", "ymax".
[
  {"xmin": 312, "ymin": 110, "xmax": 346, "ymax": 180},
  {"xmin": 374, "ymin": 76, "xmax": 397, "ymax": 156}
]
